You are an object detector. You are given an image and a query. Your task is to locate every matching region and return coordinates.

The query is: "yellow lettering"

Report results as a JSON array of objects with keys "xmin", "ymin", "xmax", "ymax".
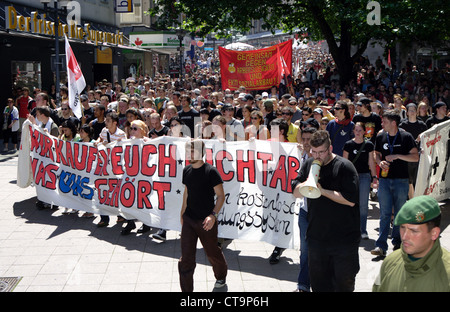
[
  {"xmin": 5, "ymin": 6, "xmax": 119, "ymax": 45},
  {"xmin": 17, "ymin": 15, "xmax": 26, "ymax": 31},
  {"xmin": 47, "ymin": 21, "xmax": 54, "ymax": 36},
  {"xmin": 31, "ymin": 11, "xmax": 38, "ymax": 33},
  {"xmin": 6, "ymin": 6, "xmax": 17, "ymax": 30},
  {"xmin": 38, "ymin": 14, "xmax": 45, "ymax": 34},
  {"xmin": 76, "ymin": 27, "xmax": 84, "ymax": 40},
  {"xmin": 25, "ymin": 16, "xmax": 31, "ymax": 31}
]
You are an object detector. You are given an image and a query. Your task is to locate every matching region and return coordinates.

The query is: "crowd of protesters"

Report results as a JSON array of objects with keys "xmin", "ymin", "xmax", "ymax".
[{"xmin": 3, "ymin": 42, "xmax": 450, "ymax": 292}]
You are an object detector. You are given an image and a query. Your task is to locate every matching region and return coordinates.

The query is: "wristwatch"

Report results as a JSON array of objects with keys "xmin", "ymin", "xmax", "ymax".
[
  {"xmin": 211, "ymin": 211, "xmax": 219, "ymax": 218},
  {"xmin": 372, "ymin": 176, "xmax": 378, "ymax": 180}
]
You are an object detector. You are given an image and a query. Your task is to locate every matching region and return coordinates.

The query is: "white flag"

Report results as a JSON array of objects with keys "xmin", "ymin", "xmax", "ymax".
[{"xmin": 65, "ymin": 35, "xmax": 86, "ymax": 119}]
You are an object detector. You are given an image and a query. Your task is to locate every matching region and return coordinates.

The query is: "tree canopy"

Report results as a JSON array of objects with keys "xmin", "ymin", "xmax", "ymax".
[{"xmin": 148, "ymin": 0, "xmax": 449, "ymax": 86}]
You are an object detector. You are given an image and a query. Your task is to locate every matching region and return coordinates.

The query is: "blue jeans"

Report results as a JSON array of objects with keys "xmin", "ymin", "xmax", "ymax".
[
  {"xmin": 358, "ymin": 173, "xmax": 371, "ymax": 235},
  {"xmin": 376, "ymin": 178, "xmax": 409, "ymax": 251},
  {"xmin": 297, "ymin": 208, "xmax": 310, "ymax": 291}
]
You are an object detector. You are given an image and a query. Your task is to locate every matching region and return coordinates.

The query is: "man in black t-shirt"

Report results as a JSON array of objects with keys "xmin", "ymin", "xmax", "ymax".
[
  {"xmin": 372, "ymin": 110, "xmax": 419, "ymax": 257},
  {"xmin": 399, "ymin": 103, "xmax": 428, "ymax": 197},
  {"xmin": 89, "ymin": 105, "xmax": 106, "ymax": 140},
  {"xmin": 148, "ymin": 113, "xmax": 169, "ymax": 138},
  {"xmin": 399, "ymin": 104, "xmax": 428, "ymax": 141},
  {"xmin": 178, "ymin": 94, "xmax": 200, "ymax": 138},
  {"xmin": 425, "ymin": 101, "xmax": 449, "ymax": 129},
  {"xmin": 352, "ymin": 97, "xmax": 382, "ymax": 143},
  {"xmin": 179, "ymin": 140, "xmax": 227, "ymax": 292},
  {"xmin": 292, "ymin": 130, "xmax": 360, "ymax": 292}
]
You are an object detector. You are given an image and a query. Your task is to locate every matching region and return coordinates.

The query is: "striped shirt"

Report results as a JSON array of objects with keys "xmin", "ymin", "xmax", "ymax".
[{"xmin": 99, "ymin": 127, "xmax": 126, "ymax": 143}]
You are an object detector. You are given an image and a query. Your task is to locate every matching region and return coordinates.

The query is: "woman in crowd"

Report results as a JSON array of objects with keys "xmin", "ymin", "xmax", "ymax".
[
  {"xmin": 2, "ymin": 98, "xmax": 19, "ymax": 152},
  {"xmin": 245, "ymin": 110, "xmax": 270, "ymax": 140},
  {"xmin": 142, "ymin": 108, "xmax": 155, "ymax": 132},
  {"xmin": 121, "ymin": 120, "xmax": 151, "ymax": 235},
  {"xmin": 128, "ymin": 96, "xmax": 140, "ymax": 110},
  {"xmin": 343, "ymin": 122, "xmax": 377, "ymax": 239},
  {"xmin": 58, "ymin": 102, "xmax": 80, "ymax": 130},
  {"xmin": 168, "ymin": 117, "xmax": 189, "ymax": 138},
  {"xmin": 325, "ymin": 100, "xmax": 354, "ymax": 156},
  {"xmin": 240, "ymin": 105, "xmax": 253, "ymax": 129},
  {"xmin": 417, "ymin": 101, "xmax": 430, "ymax": 123},
  {"xmin": 79, "ymin": 124, "xmax": 96, "ymax": 218},
  {"xmin": 301, "ymin": 107, "xmax": 312, "ymax": 122},
  {"xmin": 124, "ymin": 108, "xmax": 143, "ymax": 138},
  {"xmin": 320, "ymin": 117, "xmax": 329, "ymax": 131},
  {"xmin": 59, "ymin": 120, "xmax": 81, "ymax": 215}
]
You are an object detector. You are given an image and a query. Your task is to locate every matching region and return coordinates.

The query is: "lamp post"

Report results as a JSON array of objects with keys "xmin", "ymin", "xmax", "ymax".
[
  {"xmin": 175, "ymin": 28, "xmax": 187, "ymax": 88},
  {"xmin": 41, "ymin": 0, "xmax": 67, "ymax": 107}
]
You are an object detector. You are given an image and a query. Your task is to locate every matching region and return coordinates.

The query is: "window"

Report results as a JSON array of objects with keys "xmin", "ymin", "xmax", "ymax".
[{"xmin": 11, "ymin": 61, "xmax": 42, "ymax": 91}]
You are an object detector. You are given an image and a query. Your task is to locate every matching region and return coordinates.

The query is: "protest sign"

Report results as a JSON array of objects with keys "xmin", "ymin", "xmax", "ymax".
[
  {"xmin": 18, "ymin": 122, "xmax": 302, "ymax": 248},
  {"xmin": 415, "ymin": 119, "xmax": 450, "ymax": 201},
  {"xmin": 219, "ymin": 40, "xmax": 292, "ymax": 91}
]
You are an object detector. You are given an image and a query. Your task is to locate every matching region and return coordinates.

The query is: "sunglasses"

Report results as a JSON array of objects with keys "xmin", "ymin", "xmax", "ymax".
[
  {"xmin": 251, "ymin": 117, "xmax": 259, "ymax": 120},
  {"xmin": 130, "ymin": 126, "xmax": 140, "ymax": 131},
  {"xmin": 334, "ymin": 107, "xmax": 344, "ymax": 110}
]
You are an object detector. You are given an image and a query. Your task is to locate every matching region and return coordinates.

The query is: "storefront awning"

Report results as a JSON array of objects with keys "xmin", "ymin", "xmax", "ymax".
[{"xmin": 148, "ymin": 48, "xmax": 177, "ymax": 55}]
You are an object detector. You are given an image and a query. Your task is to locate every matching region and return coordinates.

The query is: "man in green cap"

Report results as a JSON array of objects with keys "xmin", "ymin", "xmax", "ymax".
[{"xmin": 373, "ymin": 195, "xmax": 450, "ymax": 292}]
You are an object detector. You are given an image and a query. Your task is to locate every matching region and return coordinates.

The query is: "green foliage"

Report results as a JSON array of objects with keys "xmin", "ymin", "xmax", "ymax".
[
  {"xmin": 147, "ymin": 0, "xmax": 449, "ymax": 85},
  {"xmin": 147, "ymin": 0, "xmax": 449, "ymax": 48}
]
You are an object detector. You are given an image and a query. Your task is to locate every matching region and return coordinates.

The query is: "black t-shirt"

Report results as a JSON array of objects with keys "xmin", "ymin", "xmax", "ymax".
[
  {"xmin": 374, "ymin": 129, "xmax": 417, "ymax": 179},
  {"xmin": 264, "ymin": 112, "xmax": 277, "ymax": 131},
  {"xmin": 399, "ymin": 119, "xmax": 428, "ymax": 140},
  {"xmin": 343, "ymin": 139, "xmax": 374, "ymax": 173},
  {"xmin": 83, "ymin": 107, "xmax": 95, "ymax": 124},
  {"xmin": 178, "ymin": 108, "xmax": 200, "ymax": 138},
  {"xmin": 92, "ymin": 120, "xmax": 106, "ymax": 140},
  {"xmin": 30, "ymin": 107, "xmax": 61, "ymax": 126},
  {"xmin": 207, "ymin": 109, "xmax": 222, "ymax": 122},
  {"xmin": 352, "ymin": 113, "xmax": 382, "ymax": 143},
  {"xmin": 149, "ymin": 125, "xmax": 169, "ymax": 138},
  {"xmin": 182, "ymin": 162, "xmax": 224, "ymax": 220},
  {"xmin": 293, "ymin": 156, "xmax": 360, "ymax": 246},
  {"xmin": 425, "ymin": 115, "xmax": 450, "ymax": 129}
]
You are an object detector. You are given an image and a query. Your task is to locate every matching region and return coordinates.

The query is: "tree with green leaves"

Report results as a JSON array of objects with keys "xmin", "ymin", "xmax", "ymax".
[{"xmin": 147, "ymin": 0, "xmax": 449, "ymax": 87}]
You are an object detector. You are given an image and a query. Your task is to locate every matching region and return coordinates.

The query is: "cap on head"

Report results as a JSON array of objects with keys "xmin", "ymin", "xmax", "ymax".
[{"xmin": 394, "ymin": 195, "xmax": 441, "ymax": 226}]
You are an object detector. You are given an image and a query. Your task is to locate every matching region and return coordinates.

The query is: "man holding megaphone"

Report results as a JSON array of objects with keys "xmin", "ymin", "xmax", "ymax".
[{"xmin": 292, "ymin": 130, "xmax": 361, "ymax": 292}]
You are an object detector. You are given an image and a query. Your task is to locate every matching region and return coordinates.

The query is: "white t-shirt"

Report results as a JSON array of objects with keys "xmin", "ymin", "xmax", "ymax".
[
  {"xmin": 3, "ymin": 106, "xmax": 19, "ymax": 132},
  {"xmin": 99, "ymin": 127, "xmax": 126, "ymax": 142}
]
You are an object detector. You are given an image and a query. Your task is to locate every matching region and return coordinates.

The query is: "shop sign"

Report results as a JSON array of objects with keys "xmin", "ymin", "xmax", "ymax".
[
  {"xmin": 130, "ymin": 33, "xmax": 189, "ymax": 49},
  {"xmin": 115, "ymin": 0, "xmax": 133, "ymax": 13},
  {"xmin": 5, "ymin": 5, "xmax": 123, "ymax": 46}
]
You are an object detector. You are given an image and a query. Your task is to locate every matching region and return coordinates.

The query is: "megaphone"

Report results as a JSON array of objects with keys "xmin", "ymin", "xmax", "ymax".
[{"xmin": 299, "ymin": 159, "xmax": 322, "ymax": 199}]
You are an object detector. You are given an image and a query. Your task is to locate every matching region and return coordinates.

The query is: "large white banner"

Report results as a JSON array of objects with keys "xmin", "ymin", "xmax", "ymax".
[
  {"xmin": 17, "ymin": 122, "xmax": 301, "ymax": 248},
  {"xmin": 415, "ymin": 119, "xmax": 450, "ymax": 201}
]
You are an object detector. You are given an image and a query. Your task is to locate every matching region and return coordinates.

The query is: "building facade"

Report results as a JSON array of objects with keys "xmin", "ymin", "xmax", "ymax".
[{"xmin": 0, "ymin": 0, "xmax": 139, "ymax": 109}]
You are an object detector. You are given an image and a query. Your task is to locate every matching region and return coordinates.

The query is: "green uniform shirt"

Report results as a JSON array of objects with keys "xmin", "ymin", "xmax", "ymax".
[{"xmin": 373, "ymin": 239, "xmax": 450, "ymax": 292}]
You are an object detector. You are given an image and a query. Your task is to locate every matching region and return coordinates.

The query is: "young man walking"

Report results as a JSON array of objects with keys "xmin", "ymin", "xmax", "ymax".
[{"xmin": 178, "ymin": 140, "xmax": 228, "ymax": 292}]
